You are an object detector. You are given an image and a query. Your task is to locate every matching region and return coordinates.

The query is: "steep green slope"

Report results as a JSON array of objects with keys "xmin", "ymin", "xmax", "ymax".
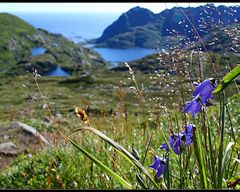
[
  {"xmin": 0, "ymin": 13, "xmax": 106, "ymax": 76},
  {"xmin": 0, "ymin": 13, "xmax": 37, "ymax": 70}
]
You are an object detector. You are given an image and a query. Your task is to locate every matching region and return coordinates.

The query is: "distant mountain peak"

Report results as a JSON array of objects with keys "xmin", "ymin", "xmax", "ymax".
[
  {"xmin": 94, "ymin": 4, "xmax": 240, "ymax": 49},
  {"xmin": 127, "ymin": 6, "xmax": 154, "ymax": 13},
  {"xmin": 95, "ymin": 6, "xmax": 155, "ymax": 44}
]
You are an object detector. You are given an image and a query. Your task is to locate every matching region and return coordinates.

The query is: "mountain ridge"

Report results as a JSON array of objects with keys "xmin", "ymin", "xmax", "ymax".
[{"xmin": 92, "ymin": 4, "xmax": 240, "ymax": 49}]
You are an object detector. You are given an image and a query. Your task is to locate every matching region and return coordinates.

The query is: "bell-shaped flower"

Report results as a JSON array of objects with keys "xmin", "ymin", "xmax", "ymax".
[
  {"xmin": 180, "ymin": 124, "xmax": 196, "ymax": 146},
  {"xmin": 160, "ymin": 133, "xmax": 184, "ymax": 155},
  {"xmin": 160, "ymin": 124, "xmax": 196, "ymax": 155},
  {"xmin": 183, "ymin": 95, "xmax": 202, "ymax": 118},
  {"xmin": 192, "ymin": 78, "xmax": 216, "ymax": 104},
  {"xmin": 149, "ymin": 155, "xmax": 168, "ymax": 178}
]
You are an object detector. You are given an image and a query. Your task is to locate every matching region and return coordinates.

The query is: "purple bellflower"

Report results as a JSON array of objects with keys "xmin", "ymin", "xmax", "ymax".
[
  {"xmin": 183, "ymin": 95, "xmax": 202, "ymax": 118},
  {"xmin": 149, "ymin": 155, "xmax": 168, "ymax": 178},
  {"xmin": 160, "ymin": 133, "xmax": 184, "ymax": 155},
  {"xmin": 160, "ymin": 124, "xmax": 196, "ymax": 155},
  {"xmin": 180, "ymin": 124, "xmax": 196, "ymax": 146},
  {"xmin": 192, "ymin": 78, "xmax": 216, "ymax": 104}
]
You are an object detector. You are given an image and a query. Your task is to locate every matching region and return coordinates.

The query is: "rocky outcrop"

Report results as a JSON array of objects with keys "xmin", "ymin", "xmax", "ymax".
[
  {"xmin": 0, "ymin": 142, "xmax": 20, "ymax": 156},
  {"xmin": 0, "ymin": 122, "xmax": 53, "ymax": 170},
  {"xmin": 12, "ymin": 122, "xmax": 51, "ymax": 146}
]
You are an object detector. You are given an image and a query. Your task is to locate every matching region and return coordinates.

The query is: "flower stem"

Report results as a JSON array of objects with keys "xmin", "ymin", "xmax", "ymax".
[
  {"xmin": 207, "ymin": 116, "xmax": 217, "ymax": 188},
  {"xmin": 193, "ymin": 119, "xmax": 208, "ymax": 189},
  {"xmin": 217, "ymin": 92, "xmax": 226, "ymax": 188}
]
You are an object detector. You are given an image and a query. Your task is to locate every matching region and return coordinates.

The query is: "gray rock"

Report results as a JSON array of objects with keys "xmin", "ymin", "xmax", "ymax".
[
  {"xmin": 0, "ymin": 142, "xmax": 20, "ymax": 156},
  {"xmin": 3, "ymin": 135, "xmax": 10, "ymax": 140},
  {"xmin": 8, "ymin": 38, "xmax": 17, "ymax": 50},
  {"xmin": 42, "ymin": 103, "xmax": 48, "ymax": 109},
  {"xmin": 55, "ymin": 111, "xmax": 62, "ymax": 118},
  {"xmin": 0, "ymin": 142, "xmax": 16, "ymax": 150},
  {"xmin": 13, "ymin": 122, "xmax": 51, "ymax": 146}
]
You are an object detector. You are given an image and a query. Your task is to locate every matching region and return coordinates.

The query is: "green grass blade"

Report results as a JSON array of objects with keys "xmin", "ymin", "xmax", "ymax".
[
  {"xmin": 136, "ymin": 173, "xmax": 148, "ymax": 189},
  {"xmin": 233, "ymin": 158, "xmax": 240, "ymax": 164},
  {"xmin": 68, "ymin": 127, "xmax": 161, "ymax": 189},
  {"xmin": 207, "ymin": 120, "xmax": 217, "ymax": 188},
  {"xmin": 217, "ymin": 93, "xmax": 225, "ymax": 189},
  {"xmin": 213, "ymin": 65, "xmax": 240, "ymax": 94},
  {"xmin": 196, "ymin": 127, "xmax": 208, "ymax": 189},
  {"xmin": 221, "ymin": 142, "xmax": 235, "ymax": 175},
  {"xmin": 192, "ymin": 123, "xmax": 208, "ymax": 189},
  {"xmin": 67, "ymin": 137, "xmax": 133, "ymax": 189}
]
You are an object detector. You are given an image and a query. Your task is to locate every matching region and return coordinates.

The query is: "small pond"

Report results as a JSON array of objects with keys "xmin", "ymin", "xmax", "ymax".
[
  {"xmin": 31, "ymin": 47, "xmax": 46, "ymax": 56},
  {"xmin": 45, "ymin": 67, "xmax": 70, "ymax": 77}
]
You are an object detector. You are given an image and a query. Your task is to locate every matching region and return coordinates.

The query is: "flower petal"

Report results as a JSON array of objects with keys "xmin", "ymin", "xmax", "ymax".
[
  {"xmin": 192, "ymin": 78, "xmax": 216, "ymax": 104},
  {"xmin": 149, "ymin": 155, "xmax": 160, "ymax": 170},
  {"xmin": 183, "ymin": 96, "xmax": 202, "ymax": 118},
  {"xmin": 156, "ymin": 163, "xmax": 167, "ymax": 178}
]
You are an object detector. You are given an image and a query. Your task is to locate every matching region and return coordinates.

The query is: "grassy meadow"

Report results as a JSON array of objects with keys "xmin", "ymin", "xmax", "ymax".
[{"xmin": 0, "ymin": 59, "xmax": 239, "ymax": 189}]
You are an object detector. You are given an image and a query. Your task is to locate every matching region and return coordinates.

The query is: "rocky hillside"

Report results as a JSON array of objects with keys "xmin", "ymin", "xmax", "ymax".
[
  {"xmin": 112, "ymin": 49, "xmax": 240, "ymax": 80},
  {"xmin": 0, "ymin": 13, "xmax": 106, "ymax": 76},
  {"xmin": 92, "ymin": 4, "xmax": 240, "ymax": 49}
]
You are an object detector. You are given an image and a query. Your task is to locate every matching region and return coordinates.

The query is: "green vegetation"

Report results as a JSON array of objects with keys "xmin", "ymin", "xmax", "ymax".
[
  {"xmin": 95, "ymin": 26, "xmax": 180, "ymax": 49},
  {"xmin": 0, "ymin": 5, "xmax": 240, "ymax": 190},
  {"xmin": 0, "ymin": 13, "xmax": 36, "ymax": 72},
  {"xmin": 0, "ymin": 62, "xmax": 239, "ymax": 189},
  {"xmin": 0, "ymin": 13, "xmax": 106, "ymax": 76}
]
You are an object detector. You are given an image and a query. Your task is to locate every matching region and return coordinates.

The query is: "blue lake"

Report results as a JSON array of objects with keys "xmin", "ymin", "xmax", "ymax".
[
  {"xmin": 31, "ymin": 47, "xmax": 46, "ymax": 56},
  {"xmin": 90, "ymin": 46, "xmax": 157, "ymax": 63},
  {"xmin": 45, "ymin": 67, "xmax": 70, "ymax": 77}
]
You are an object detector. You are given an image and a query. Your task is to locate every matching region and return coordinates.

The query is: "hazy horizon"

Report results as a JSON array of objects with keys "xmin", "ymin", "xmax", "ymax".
[{"xmin": 0, "ymin": 2, "xmax": 239, "ymax": 14}]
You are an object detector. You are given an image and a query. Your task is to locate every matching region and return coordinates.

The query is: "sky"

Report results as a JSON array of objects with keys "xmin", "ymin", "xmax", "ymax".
[{"xmin": 0, "ymin": 2, "xmax": 239, "ymax": 14}]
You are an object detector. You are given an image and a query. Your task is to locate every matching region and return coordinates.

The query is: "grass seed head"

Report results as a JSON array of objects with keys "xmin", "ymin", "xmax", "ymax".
[{"xmin": 75, "ymin": 107, "xmax": 90, "ymax": 126}]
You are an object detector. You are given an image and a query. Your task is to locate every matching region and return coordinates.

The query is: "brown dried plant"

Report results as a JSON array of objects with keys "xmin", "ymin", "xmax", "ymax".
[{"xmin": 75, "ymin": 107, "xmax": 90, "ymax": 126}]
